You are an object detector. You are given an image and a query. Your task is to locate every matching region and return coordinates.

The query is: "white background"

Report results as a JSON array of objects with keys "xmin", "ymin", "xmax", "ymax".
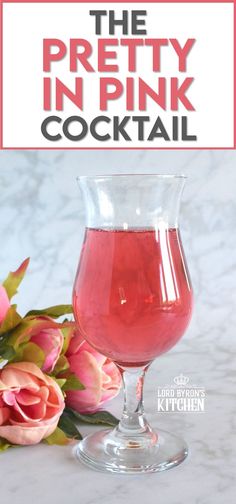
[{"xmin": 2, "ymin": 2, "xmax": 234, "ymax": 148}]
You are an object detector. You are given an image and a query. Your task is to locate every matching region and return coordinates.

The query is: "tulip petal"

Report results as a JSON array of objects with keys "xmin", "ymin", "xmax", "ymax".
[
  {"xmin": 3, "ymin": 391, "xmax": 17, "ymax": 406},
  {"xmin": 65, "ymin": 334, "xmax": 121, "ymax": 413},
  {"xmin": 0, "ymin": 407, "xmax": 10, "ymax": 425},
  {"xmin": 65, "ymin": 332, "xmax": 84, "ymax": 356},
  {"xmin": 101, "ymin": 370, "xmax": 112, "ymax": 386},
  {"xmin": 3, "ymin": 362, "xmax": 50, "ymax": 384},
  {"xmin": 37, "ymin": 386, "xmax": 49, "ymax": 403},
  {"xmin": 66, "ymin": 351, "xmax": 104, "ymax": 412},
  {"xmin": 0, "ymin": 422, "xmax": 58, "ymax": 445},
  {"xmin": 1, "ymin": 367, "xmax": 40, "ymax": 391},
  {"xmin": 100, "ymin": 388, "xmax": 120, "ymax": 403},
  {"xmin": 68, "ymin": 351, "xmax": 102, "ymax": 392},
  {"xmin": 82, "ymin": 342, "xmax": 107, "ymax": 368},
  {"xmin": 0, "ymin": 285, "xmax": 10, "ymax": 324},
  {"xmin": 17, "ymin": 390, "xmax": 41, "ymax": 406},
  {"xmin": 31, "ymin": 328, "xmax": 63, "ymax": 373},
  {"xmin": 17, "ymin": 401, "xmax": 47, "ymax": 422}
]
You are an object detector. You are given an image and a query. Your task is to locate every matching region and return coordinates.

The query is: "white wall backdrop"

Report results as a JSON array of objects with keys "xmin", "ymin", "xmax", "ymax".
[
  {"xmin": 0, "ymin": 150, "xmax": 236, "ymax": 502},
  {"xmin": 0, "ymin": 150, "xmax": 235, "ymax": 334}
]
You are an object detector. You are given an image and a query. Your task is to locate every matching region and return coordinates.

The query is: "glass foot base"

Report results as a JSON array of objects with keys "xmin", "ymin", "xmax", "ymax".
[{"xmin": 74, "ymin": 428, "xmax": 188, "ymax": 474}]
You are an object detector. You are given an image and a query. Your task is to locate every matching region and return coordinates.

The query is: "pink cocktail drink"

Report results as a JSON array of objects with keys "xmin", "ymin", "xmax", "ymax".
[{"xmin": 73, "ymin": 227, "xmax": 193, "ymax": 367}]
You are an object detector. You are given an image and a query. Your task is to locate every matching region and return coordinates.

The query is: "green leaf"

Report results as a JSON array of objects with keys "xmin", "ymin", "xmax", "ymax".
[
  {"xmin": 0, "ymin": 438, "xmax": 11, "ymax": 452},
  {"xmin": 6, "ymin": 320, "xmax": 34, "ymax": 349},
  {"xmin": 62, "ymin": 374, "xmax": 85, "ymax": 392},
  {"xmin": 65, "ymin": 408, "xmax": 119, "ymax": 427},
  {"xmin": 52, "ymin": 377, "xmax": 67, "ymax": 389},
  {"xmin": 58, "ymin": 412, "xmax": 82, "ymax": 440},
  {"xmin": 0, "ymin": 344, "xmax": 16, "ymax": 362},
  {"xmin": 26, "ymin": 305, "xmax": 73, "ymax": 319},
  {"xmin": 43, "ymin": 427, "xmax": 70, "ymax": 446},
  {"xmin": 61, "ymin": 326, "xmax": 75, "ymax": 355},
  {"xmin": 53, "ymin": 355, "xmax": 70, "ymax": 375},
  {"xmin": 3, "ymin": 258, "xmax": 30, "ymax": 300},
  {"xmin": 13, "ymin": 342, "xmax": 45, "ymax": 368},
  {"xmin": 0, "ymin": 306, "xmax": 22, "ymax": 336}
]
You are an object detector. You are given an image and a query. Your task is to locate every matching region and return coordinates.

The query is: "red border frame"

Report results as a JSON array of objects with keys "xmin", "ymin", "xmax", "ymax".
[{"xmin": 0, "ymin": 0, "xmax": 235, "ymax": 150}]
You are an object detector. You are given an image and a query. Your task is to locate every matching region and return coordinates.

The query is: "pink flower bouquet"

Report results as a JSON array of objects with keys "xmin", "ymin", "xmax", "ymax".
[{"xmin": 0, "ymin": 260, "xmax": 121, "ymax": 451}]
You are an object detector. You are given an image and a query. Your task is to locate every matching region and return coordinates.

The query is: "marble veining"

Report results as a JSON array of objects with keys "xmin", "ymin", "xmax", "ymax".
[{"xmin": 0, "ymin": 150, "xmax": 235, "ymax": 503}]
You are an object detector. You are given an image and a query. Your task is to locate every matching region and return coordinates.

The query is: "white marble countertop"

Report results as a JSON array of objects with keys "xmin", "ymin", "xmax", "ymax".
[
  {"xmin": 0, "ymin": 149, "xmax": 236, "ymax": 503},
  {"xmin": 1, "ymin": 338, "xmax": 235, "ymax": 504}
]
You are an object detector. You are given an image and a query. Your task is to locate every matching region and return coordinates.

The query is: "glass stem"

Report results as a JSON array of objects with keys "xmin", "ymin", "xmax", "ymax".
[{"xmin": 116, "ymin": 365, "xmax": 151, "ymax": 435}]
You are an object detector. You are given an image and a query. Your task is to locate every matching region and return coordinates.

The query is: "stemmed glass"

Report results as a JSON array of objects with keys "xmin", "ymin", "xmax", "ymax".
[{"xmin": 72, "ymin": 174, "xmax": 193, "ymax": 473}]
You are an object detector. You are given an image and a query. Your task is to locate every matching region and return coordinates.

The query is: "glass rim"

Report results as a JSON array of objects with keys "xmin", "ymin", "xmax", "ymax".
[{"xmin": 77, "ymin": 173, "xmax": 187, "ymax": 181}]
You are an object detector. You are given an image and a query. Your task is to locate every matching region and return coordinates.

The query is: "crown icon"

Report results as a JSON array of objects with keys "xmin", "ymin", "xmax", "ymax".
[{"xmin": 173, "ymin": 374, "xmax": 189, "ymax": 387}]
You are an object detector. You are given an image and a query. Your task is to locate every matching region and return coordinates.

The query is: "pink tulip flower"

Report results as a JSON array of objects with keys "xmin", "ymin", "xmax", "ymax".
[
  {"xmin": 29, "ymin": 319, "xmax": 64, "ymax": 373},
  {"xmin": 0, "ymin": 285, "xmax": 10, "ymax": 324},
  {"xmin": 65, "ymin": 331, "xmax": 121, "ymax": 413},
  {"xmin": 0, "ymin": 362, "xmax": 64, "ymax": 445}
]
